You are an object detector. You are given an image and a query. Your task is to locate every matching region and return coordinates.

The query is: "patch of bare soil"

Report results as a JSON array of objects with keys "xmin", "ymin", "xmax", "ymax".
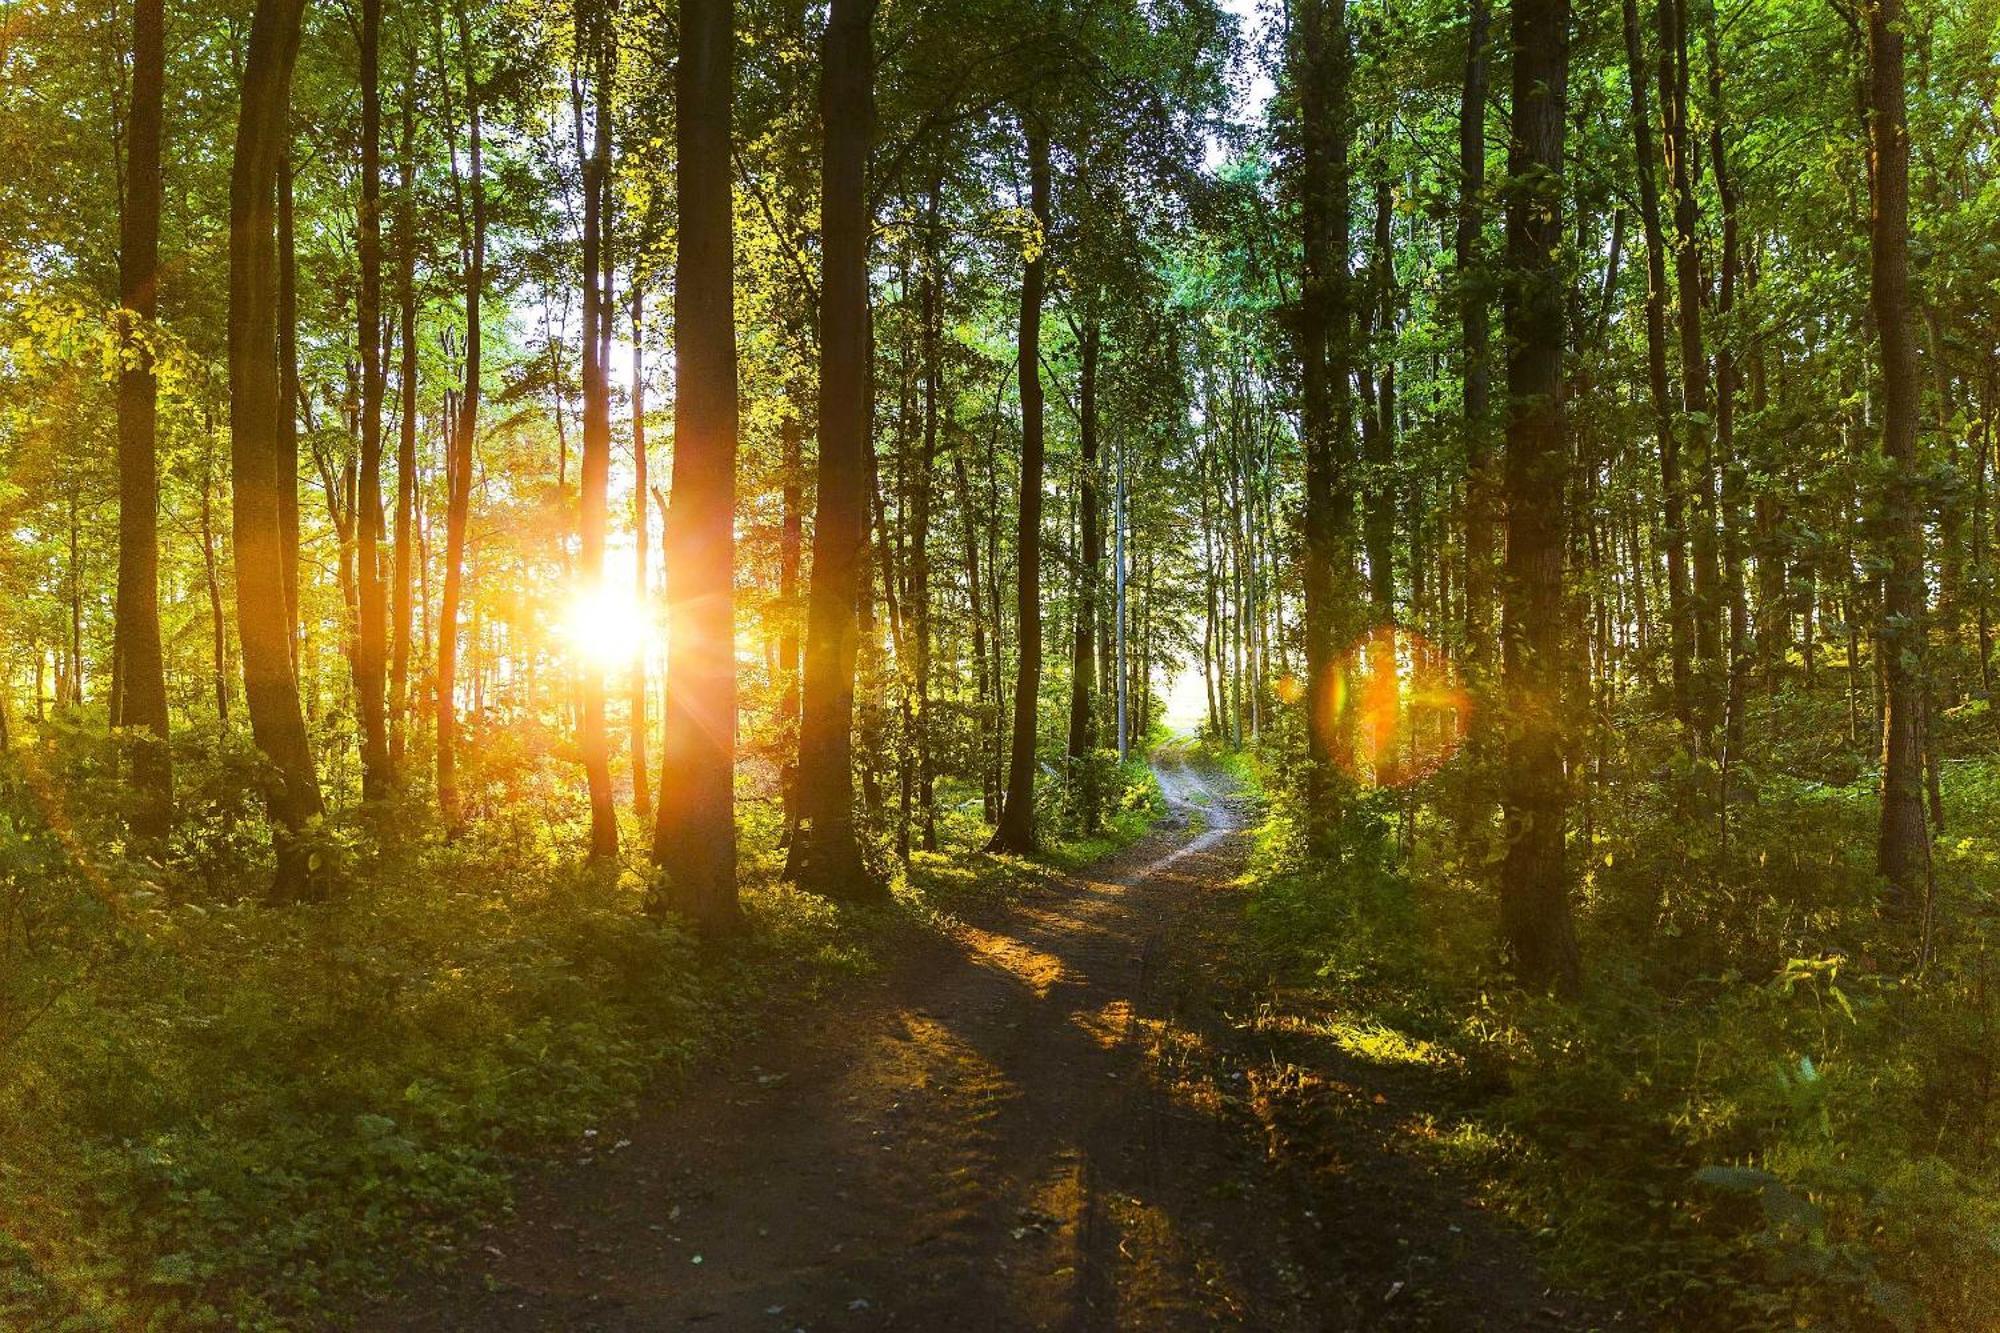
[{"xmin": 356, "ymin": 756, "xmax": 1626, "ymax": 1331}]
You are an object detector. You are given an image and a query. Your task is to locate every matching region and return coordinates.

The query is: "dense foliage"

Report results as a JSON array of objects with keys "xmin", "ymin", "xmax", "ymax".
[{"xmin": 4, "ymin": 0, "xmax": 2000, "ymax": 1324}]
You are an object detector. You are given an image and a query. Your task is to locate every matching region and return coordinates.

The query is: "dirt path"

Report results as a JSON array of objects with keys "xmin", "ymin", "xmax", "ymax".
[{"xmin": 360, "ymin": 755, "xmax": 1616, "ymax": 1331}]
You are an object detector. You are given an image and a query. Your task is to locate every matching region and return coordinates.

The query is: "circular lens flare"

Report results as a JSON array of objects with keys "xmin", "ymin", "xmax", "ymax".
[{"xmin": 1308, "ymin": 627, "xmax": 1469, "ymax": 788}]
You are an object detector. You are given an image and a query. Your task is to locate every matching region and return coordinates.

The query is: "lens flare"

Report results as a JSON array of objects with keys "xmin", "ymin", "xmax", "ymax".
[
  {"xmin": 1306, "ymin": 627, "xmax": 1470, "ymax": 787},
  {"xmin": 559, "ymin": 582, "xmax": 649, "ymax": 669}
]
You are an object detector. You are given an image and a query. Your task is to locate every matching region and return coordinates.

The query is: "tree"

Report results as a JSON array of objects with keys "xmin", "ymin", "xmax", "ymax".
[
  {"xmin": 1867, "ymin": 0, "xmax": 1928, "ymax": 916},
  {"xmin": 1497, "ymin": 0, "xmax": 1579, "ymax": 992},
  {"xmin": 390, "ymin": 65, "xmax": 419, "ymax": 767},
  {"xmin": 229, "ymin": 0, "xmax": 324, "ymax": 901},
  {"xmin": 114, "ymin": 0, "xmax": 170, "ymax": 840},
  {"xmin": 355, "ymin": 0, "xmax": 392, "ymax": 800},
  {"xmin": 787, "ymin": 0, "xmax": 882, "ymax": 899},
  {"xmin": 1295, "ymin": 0, "xmax": 1353, "ymax": 839},
  {"xmin": 577, "ymin": 0, "xmax": 618, "ymax": 861},
  {"xmin": 1457, "ymin": 0, "xmax": 1493, "ymax": 698},
  {"xmin": 630, "ymin": 283, "xmax": 652, "ymax": 823},
  {"xmin": 1659, "ymin": 0, "xmax": 1722, "ymax": 745},
  {"xmin": 437, "ymin": 0, "xmax": 485, "ymax": 830},
  {"xmin": 1621, "ymin": 0, "xmax": 1690, "ymax": 731},
  {"xmin": 1065, "ymin": 311, "xmax": 1102, "ymax": 833},
  {"xmin": 910, "ymin": 176, "xmax": 944, "ymax": 854},
  {"xmin": 987, "ymin": 108, "xmax": 1051, "ymax": 856},
  {"xmin": 653, "ymin": 0, "xmax": 742, "ymax": 931}
]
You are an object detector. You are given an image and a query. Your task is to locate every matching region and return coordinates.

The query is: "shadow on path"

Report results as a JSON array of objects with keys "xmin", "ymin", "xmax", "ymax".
[{"xmin": 357, "ymin": 751, "xmax": 1619, "ymax": 1331}]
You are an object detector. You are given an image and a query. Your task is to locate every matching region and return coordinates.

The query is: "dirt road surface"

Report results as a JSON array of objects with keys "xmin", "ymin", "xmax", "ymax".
[{"xmin": 361, "ymin": 754, "xmax": 1614, "ymax": 1331}]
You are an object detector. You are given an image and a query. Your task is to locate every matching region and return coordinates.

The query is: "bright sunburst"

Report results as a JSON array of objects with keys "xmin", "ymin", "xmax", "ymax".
[{"xmin": 559, "ymin": 582, "xmax": 649, "ymax": 669}]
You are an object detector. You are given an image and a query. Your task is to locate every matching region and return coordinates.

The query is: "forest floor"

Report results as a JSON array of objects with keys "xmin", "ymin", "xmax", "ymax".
[{"xmin": 355, "ymin": 754, "xmax": 1621, "ymax": 1332}]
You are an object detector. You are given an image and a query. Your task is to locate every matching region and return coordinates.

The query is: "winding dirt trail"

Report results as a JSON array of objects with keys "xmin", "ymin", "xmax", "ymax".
[{"xmin": 362, "ymin": 754, "xmax": 1612, "ymax": 1331}]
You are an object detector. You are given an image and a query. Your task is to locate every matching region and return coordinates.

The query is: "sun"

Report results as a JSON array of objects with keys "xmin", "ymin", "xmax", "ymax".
[{"xmin": 559, "ymin": 581, "xmax": 649, "ymax": 669}]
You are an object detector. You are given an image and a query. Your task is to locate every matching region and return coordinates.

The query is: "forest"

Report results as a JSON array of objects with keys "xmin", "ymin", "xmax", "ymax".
[{"xmin": 3, "ymin": 0, "xmax": 1998, "ymax": 1325}]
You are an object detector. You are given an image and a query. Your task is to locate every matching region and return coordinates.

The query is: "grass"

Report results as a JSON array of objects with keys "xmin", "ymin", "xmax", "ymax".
[
  {"xmin": 0, "ymin": 734, "xmax": 1165, "ymax": 1330},
  {"xmin": 1219, "ymin": 689, "xmax": 2000, "ymax": 1332}
]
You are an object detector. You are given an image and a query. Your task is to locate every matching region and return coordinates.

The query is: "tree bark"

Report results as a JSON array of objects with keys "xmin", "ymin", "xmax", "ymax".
[
  {"xmin": 1066, "ymin": 313, "xmax": 1102, "ymax": 832},
  {"xmin": 1114, "ymin": 431, "xmax": 1128, "ymax": 760},
  {"xmin": 116, "ymin": 0, "xmax": 171, "ymax": 839},
  {"xmin": 1659, "ymin": 0, "xmax": 1721, "ymax": 742},
  {"xmin": 390, "ymin": 69, "xmax": 418, "ymax": 766},
  {"xmin": 230, "ymin": 0, "xmax": 323, "ymax": 901},
  {"xmin": 1363, "ymin": 171, "xmax": 1398, "ymax": 783},
  {"xmin": 1622, "ymin": 0, "xmax": 1691, "ymax": 729},
  {"xmin": 577, "ymin": 5, "xmax": 618, "ymax": 860},
  {"xmin": 784, "ymin": 0, "xmax": 879, "ymax": 897},
  {"xmin": 1867, "ymin": 0, "xmax": 1929, "ymax": 915},
  {"xmin": 988, "ymin": 110, "xmax": 1051, "ymax": 855},
  {"xmin": 437, "ymin": 0, "xmax": 484, "ymax": 830},
  {"xmin": 954, "ymin": 448, "xmax": 994, "ymax": 821},
  {"xmin": 1708, "ymin": 15, "xmax": 1749, "ymax": 759},
  {"xmin": 1458, "ymin": 0, "xmax": 1494, "ymax": 698},
  {"xmin": 1296, "ymin": 0, "xmax": 1353, "ymax": 839},
  {"xmin": 653, "ymin": 0, "xmax": 743, "ymax": 928},
  {"xmin": 777, "ymin": 409, "xmax": 803, "ymax": 829},
  {"xmin": 1498, "ymin": 0, "xmax": 1580, "ymax": 992},
  {"xmin": 630, "ymin": 283, "xmax": 652, "ymax": 821},
  {"xmin": 201, "ymin": 439, "xmax": 230, "ymax": 722},
  {"xmin": 277, "ymin": 153, "xmax": 302, "ymax": 655},
  {"xmin": 913, "ymin": 180, "xmax": 942, "ymax": 852},
  {"xmin": 355, "ymin": 0, "xmax": 391, "ymax": 800}
]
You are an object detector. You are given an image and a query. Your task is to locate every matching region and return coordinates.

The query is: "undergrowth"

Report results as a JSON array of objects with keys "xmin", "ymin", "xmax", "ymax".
[
  {"xmin": 0, "ymin": 727, "xmax": 1162, "ymax": 1329},
  {"xmin": 1230, "ymin": 688, "xmax": 2000, "ymax": 1332}
]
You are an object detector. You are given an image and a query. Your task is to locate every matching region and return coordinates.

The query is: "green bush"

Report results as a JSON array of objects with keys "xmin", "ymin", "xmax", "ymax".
[
  {"xmin": 0, "ymin": 727, "xmax": 1173, "ymax": 1329},
  {"xmin": 1228, "ymin": 690, "xmax": 2000, "ymax": 1331}
]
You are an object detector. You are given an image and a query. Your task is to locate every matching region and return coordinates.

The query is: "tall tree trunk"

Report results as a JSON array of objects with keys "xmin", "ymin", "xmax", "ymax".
[
  {"xmin": 1499, "ymin": 0, "xmax": 1579, "ymax": 992},
  {"xmin": 1458, "ymin": 0, "xmax": 1494, "ymax": 706},
  {"xmin": 913, "ymin": 180, "xmax": 942, "ymax": 852},
  {"xmin": 1867, "ymin": 0, "xmax": 1929, "ymax": 916},
  {"xmin": 1296, "ymin": 0, "xmax": 1352, "ymax": 837},
  {"xmin": 988, "ymin": 109, "xmax": 1050, "ymax": 855},
  {"xmin": 277, "ymin": 153, "xmax": 302, "ymax": 655},
  {"xmin": 1066, "ymin": 313, "xmax": 1102, "ymax": 832},
  {"xmin": 116, "ymin": 0, "xmax": 170, "ymax": 839},
  {"xmin": 953, "ymin": 449, "xmax": 994, "ymax": 819},
  {"xmin": 1623, "ymin": 0, "xmax": 1690, "ymax": 729},
  {"xmin": 630, "ymin": 283, "xmax": 652, "ymax": 821},
  {"xmin": 201, "ymin": 439, "xmax": 230, "ymax": 722},
  {"xmin": 576, "ymin": 7, "xmax": 618, "ymax": 860},
  {"xmin": 1979, "ymin": 364, "xmax": 1995, "ymax": 695},
  {"xmin": 1114, "ymin": 432, "xmax": 1129, "ymax": 759},
  {"xmin": 1364, "ymin": 172, "xmax": 1398, "ymax": 784},
  {"xmin": 437, "ymin": 0, "xmax": 483, "ymax": 830},
  {"xmin": 653, "ymin": 0, "xmax": 743, "ymax": 928},
  {"xmin": 988, "ymin": 412, "xmax": 1008, "ymax": 799},
  {"xmin": 785, "ymin": 0, "xmax": 879, "ymax": 897},
  {"xmin": 391, "ymin": 71, "xmax": 418, "ymax": 766},
  {"xmin": 230, "ymin": 0, "xmax": 323, "ymax": 902},
  {"xmin": 1201, "ymin": 472, "xmax": 1222, "ymax": 737},
  {"xmin": 778, "ymin": 409, "xmax": 804, "ymax": 830},
  {"xmin": 355, "ymin": 0, "xmax": 391, "ymax": 800},
  {"xmin": 1708, "ymin": 16, "xmax": 1749, "ymax": 759},
  {"xmin": 1660, "ymin": 0, "xmax": 1721, "ymax": 743}
]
